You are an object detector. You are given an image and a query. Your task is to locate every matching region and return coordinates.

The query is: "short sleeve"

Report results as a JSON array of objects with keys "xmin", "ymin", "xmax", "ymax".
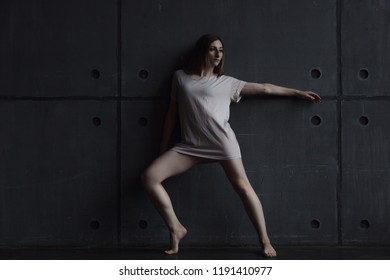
[{"xmin": 228, "ymin": 76, "xmax": 247, "ymax": 103}]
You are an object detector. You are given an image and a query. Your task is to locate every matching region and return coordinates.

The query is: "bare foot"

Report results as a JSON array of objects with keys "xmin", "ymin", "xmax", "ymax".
[
  {"xmin": 262, "ymin": 242, "xmax": 277, "ymax": 258},
  {"xmin": 164, "ymin": 225, "xmax": 188, "ymax": 255}
]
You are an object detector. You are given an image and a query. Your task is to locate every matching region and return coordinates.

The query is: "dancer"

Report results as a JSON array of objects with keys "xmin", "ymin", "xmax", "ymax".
[{"xmin": 141, "ymin": 34, "xmax": 321, "ymax": 257}]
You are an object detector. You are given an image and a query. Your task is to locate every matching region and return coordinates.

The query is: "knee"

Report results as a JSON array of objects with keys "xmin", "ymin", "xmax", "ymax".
[
  {"xmin": 232, "ymin": 178, "xmax": 252, "ymax": 196},
  {"xmin": 140, "ymin": 168, "xmax": 159, "ymax": 189}
]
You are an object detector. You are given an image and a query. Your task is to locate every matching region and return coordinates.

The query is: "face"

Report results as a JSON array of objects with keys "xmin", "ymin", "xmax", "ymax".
[{"xmin": 207, "ymin": 40, "xmax": 223, "ymax": 68}]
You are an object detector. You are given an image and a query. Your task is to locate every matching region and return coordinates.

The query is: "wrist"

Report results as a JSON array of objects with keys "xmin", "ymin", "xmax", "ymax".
[{"xmin": 292, "ymin": 89, "xmax": 301, "ymax": 97}]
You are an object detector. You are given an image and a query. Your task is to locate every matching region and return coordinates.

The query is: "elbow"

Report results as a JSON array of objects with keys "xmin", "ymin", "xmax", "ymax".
[{"xmin": 262, "ymin": 83, "xmax": 272, "ymax": 94}]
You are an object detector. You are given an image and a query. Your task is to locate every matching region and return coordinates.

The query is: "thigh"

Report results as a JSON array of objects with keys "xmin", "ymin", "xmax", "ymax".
[{"xmin": 144, "ymin": 150, "xmax": 207, "ymax": 183}]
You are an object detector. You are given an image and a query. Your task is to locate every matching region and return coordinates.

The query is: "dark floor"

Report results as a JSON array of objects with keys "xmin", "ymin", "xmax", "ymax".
[{"xmin": 0, "ymin": 246, "xmax": 390, "ymax": 260}]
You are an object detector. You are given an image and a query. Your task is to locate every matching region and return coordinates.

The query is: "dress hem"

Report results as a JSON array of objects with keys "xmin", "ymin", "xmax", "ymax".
[{"xmin": 170, "ymin": 148, "xmax": 242, "ymax": 161}]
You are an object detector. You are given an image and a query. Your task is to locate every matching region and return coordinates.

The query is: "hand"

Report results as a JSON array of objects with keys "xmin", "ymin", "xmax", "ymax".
[{"xmin": 295, "ymin": 91, "xmax": 321, "ymax": 103}]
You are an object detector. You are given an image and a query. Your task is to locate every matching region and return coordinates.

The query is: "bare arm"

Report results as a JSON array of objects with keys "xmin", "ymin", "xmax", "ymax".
[
  {"xmin": 241, "ymin": 82, "xmax": 321, "ymax": 103},
  {"xmin": 159, "ymin": 95, "xmax": 178, "ymax": 154}
]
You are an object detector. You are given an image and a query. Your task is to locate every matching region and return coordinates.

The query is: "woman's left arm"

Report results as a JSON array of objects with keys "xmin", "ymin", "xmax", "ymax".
[{"xmin": 241, "ymin": 82, "xmax": 321, "ymax": 103}]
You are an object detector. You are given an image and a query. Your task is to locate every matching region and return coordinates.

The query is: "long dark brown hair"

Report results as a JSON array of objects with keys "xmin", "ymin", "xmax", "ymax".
[{"xmin": 183, "ymin": 34, "xmax": 225, "ymax": 77}]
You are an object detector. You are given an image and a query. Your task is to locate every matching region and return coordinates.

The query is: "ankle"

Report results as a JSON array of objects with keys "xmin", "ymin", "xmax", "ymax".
[
  {"xmin": 170, "ymin": 224, "xmax": 186, "ymax": 233},
  {"xmin": 260, "ymin": 237, "xmax": 271, "ymax": 246}
]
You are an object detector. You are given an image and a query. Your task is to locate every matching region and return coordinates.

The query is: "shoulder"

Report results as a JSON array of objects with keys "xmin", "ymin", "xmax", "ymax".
[
  {"xmin": 173, "ymin": 69, "xmax": 189, "ymax": 82},
  {"xmin": 174, "ymin": 69, "xmax": 191, "ymax": 78}
]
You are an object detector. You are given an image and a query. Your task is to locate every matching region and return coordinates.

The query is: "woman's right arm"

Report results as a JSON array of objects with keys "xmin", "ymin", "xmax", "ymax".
[{"xmin": 159, "ymin": 92, "xmax": 178, "ymax": 154}]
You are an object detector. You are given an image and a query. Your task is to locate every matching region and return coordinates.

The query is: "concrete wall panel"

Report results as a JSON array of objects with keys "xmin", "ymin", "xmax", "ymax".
[
  {"xmin": 342, "ymin": 0, "xmax": 390, "ymax": 96},
  {"xmin": 0, "ymin": 101, "xmax": 118, "ymax": 246},
  {"xmin": 0, "ymin": 0, "xmax": 117, "ymax": 97},
  {"xmin": 341, "ymin": 100, "xmax": 390, "ymax": 244},
  {"xmin": 121, "ymin": 100, "xmax": 168, "ymax": 246}
]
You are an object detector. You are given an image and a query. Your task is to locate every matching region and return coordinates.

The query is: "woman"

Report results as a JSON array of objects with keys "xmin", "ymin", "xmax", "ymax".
[{"xmin": 141, "ymin": 34, "xmax": 321, "ymax": 257}]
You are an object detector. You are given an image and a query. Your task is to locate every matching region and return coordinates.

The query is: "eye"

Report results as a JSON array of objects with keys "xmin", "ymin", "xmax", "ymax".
[{"xmin": 209, "ymin": 47, "xmax": 223, "ymax": 53}]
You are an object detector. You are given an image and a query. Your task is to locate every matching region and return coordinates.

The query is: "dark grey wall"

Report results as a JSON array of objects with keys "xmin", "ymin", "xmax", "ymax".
[{"xmin": 0, "ymin": 0, "xmax": 389, "ymax": 247}]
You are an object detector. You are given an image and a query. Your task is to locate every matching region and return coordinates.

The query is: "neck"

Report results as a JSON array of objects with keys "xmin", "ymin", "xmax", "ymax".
[{"xmin": 200, "ymin": 67, "xmax": 214, "ymax": 77}]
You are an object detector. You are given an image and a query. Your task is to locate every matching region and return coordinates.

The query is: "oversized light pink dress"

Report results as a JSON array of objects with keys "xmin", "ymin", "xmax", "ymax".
[{"xmin": 170, "ymin": 70, "xmax": 246, "ymax": 160}]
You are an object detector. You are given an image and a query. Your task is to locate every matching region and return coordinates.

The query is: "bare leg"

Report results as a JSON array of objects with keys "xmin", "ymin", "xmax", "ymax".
[
  {"xmin": 141, "ymin": 150, "xmax": 205, "ymax": 254},
  {"xmin": 220, "ymin": 158, "xmax": 277, "ymax": 258}
]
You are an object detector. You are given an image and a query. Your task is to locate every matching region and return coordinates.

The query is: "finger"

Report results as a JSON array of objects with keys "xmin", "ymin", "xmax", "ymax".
[
  {"xmin": 308, "ymin": 94, "xmax": 317, "ymax": 101},
  {"xmin": 309, "ymin": 92, "xmax": 321, "ymax": 101},
  {"xmin": 307, "ymin": 94, "xmax": 320, "ymax": 103}
]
